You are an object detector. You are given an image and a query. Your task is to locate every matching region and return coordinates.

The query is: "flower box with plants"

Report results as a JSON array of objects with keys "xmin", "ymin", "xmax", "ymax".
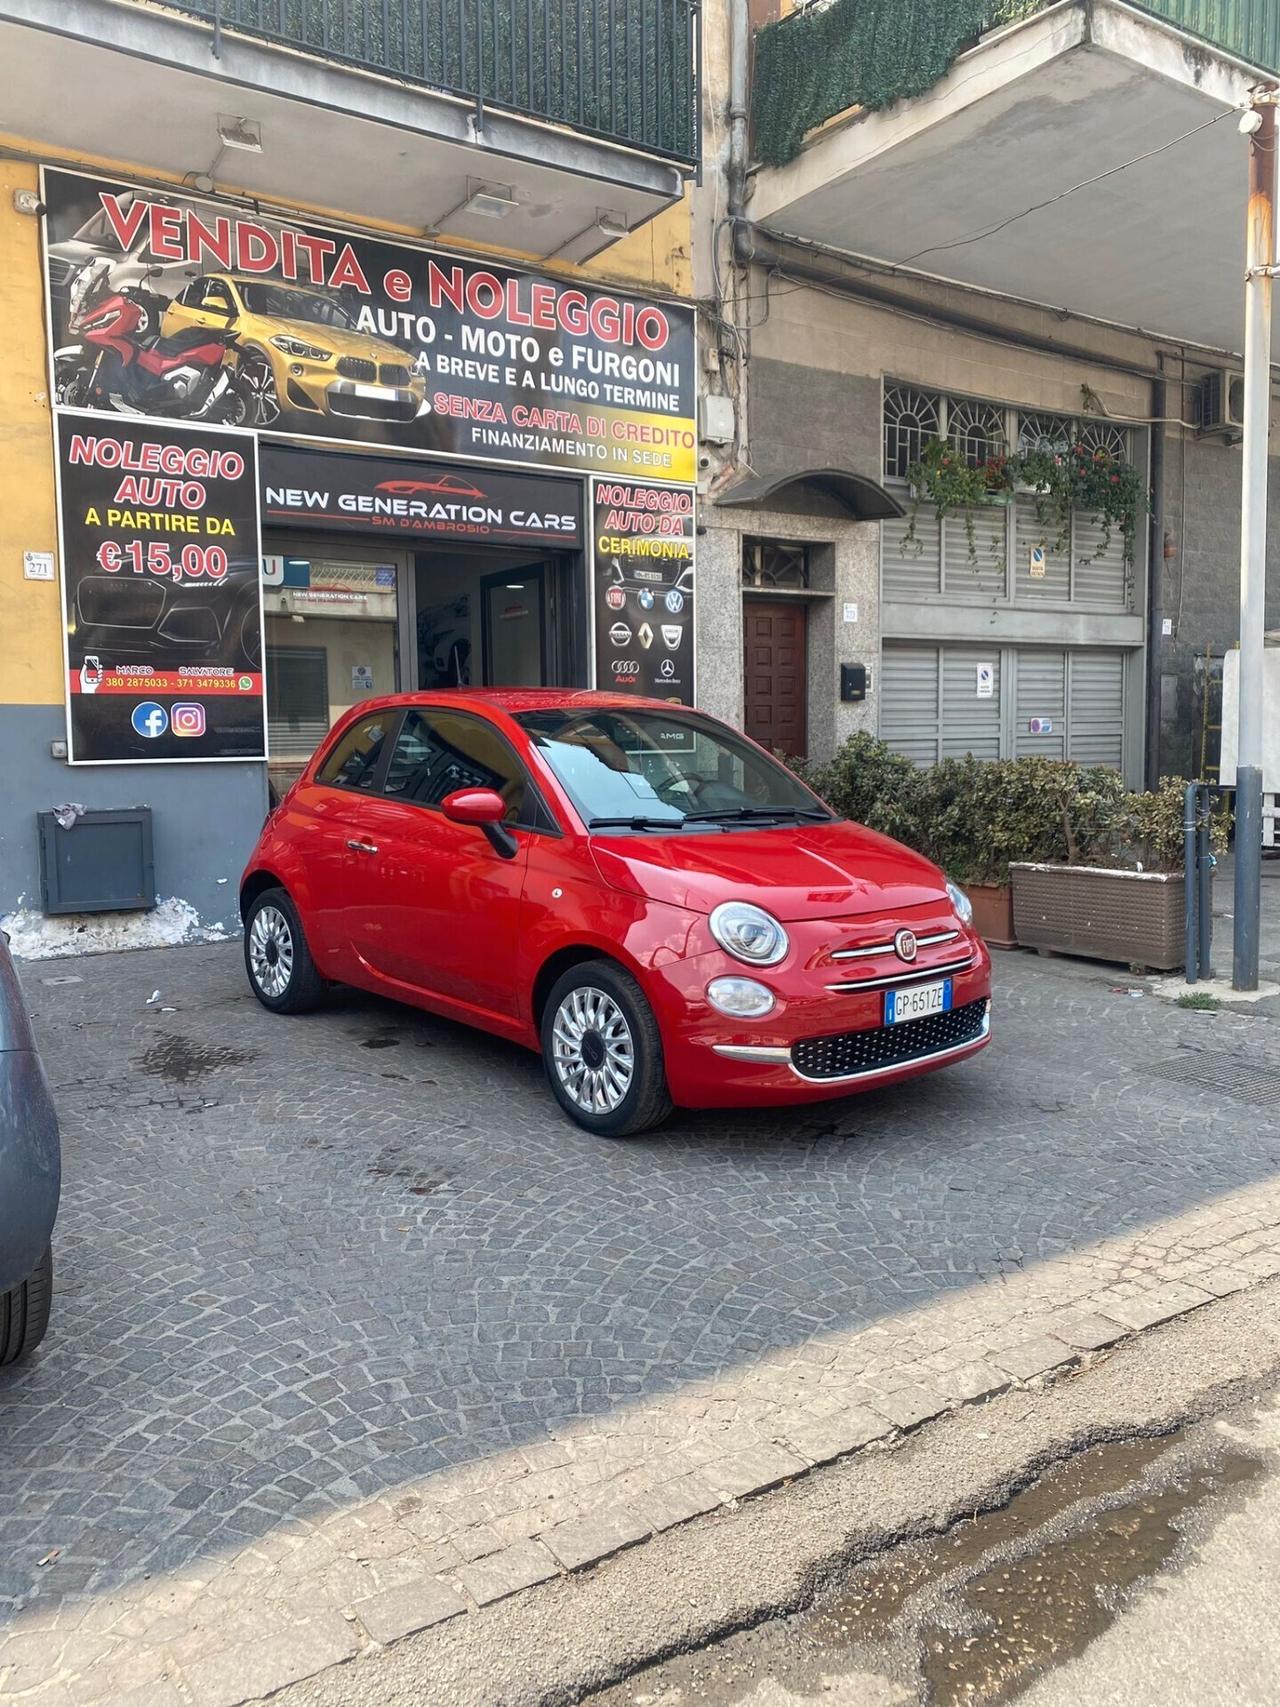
[
  {"xmin": 1007, "ymin": 772, "xmax": 1226, "ymax": 972},
  {"xmin": 904, "ymin": 433, "xmax": 1145, "ymax": 572},
  {"xmin": 799, "ymin": 739, "xmax": 1223, "ymax": 968}
]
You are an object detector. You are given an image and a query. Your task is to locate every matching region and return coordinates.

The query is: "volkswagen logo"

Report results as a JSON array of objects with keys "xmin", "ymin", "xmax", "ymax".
[{"xmin": 893, "ymin": 928, "xmax": 918, "ymax": 963}]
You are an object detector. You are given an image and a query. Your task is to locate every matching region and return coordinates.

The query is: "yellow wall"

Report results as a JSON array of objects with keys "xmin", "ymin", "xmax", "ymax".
[
  {"xmin": 0, "ymin": 158, "xmax": 62, "ymax": 706},
  {"xmin": 0, "ymin": 135, "xmax": 692, "ymax": 714}
]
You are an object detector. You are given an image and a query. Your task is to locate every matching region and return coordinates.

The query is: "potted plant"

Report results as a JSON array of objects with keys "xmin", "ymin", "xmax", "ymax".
[
  {"xmin": 904, "ymin": 438, "xmax": 1014, "ymax": 568},
  {"xmin": 1009, "ymin": 772, "xmax": 1222, "ymax": 971},
  {"xmin": 914, "ymin": 756, "xmax": 1021, "ymax": 947}
]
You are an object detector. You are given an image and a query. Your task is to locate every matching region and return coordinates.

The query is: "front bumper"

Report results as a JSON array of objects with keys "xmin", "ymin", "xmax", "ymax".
[{"xmin": 648, "ymin": 928, "xmax": 993, "ymax": 1109}]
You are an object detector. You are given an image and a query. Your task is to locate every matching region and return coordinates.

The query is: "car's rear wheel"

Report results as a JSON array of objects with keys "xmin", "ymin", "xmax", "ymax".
[
  {"xmin": 0, "ymin": 1245, "xmax": 52, "ymax": 1366},
  {"xmin": 244, "ymin": 888, "xmax": 325, "ymax": 1014},
  {"xmin": 541, "ymin": 960, "xmax": 672, "ymax": 1138}
]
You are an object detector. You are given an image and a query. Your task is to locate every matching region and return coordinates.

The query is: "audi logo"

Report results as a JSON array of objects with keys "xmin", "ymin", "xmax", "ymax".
[{"xmin": 611, "ymin": 659, "xmax": 641, "ymax": 677}]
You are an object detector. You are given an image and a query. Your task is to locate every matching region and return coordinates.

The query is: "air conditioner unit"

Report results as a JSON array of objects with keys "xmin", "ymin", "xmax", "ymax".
[{"xmin": 1195, "ymin": 368, "xmax": 1245, "ymax": 435}]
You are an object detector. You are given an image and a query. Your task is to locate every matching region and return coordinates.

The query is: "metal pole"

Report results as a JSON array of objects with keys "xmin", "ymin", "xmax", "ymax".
[
  {"xmin": 1185, "ymin": 781, "xmax": 1199, "ymax": 982},
  {"xmin": 1233, "ymin": 98, "xmax": 1276, "ymax": 992},
  {"xmin": 1197, "ymin": 794, "xmax": 1213, "ymax": 979}
]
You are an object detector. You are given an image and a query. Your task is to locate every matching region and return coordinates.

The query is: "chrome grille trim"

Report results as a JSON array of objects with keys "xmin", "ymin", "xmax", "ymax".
[
  {"xmin": 825, "ymin": 954, "xmax": 975, "ymax": 993},
  {"xmin": 830, "ymin": 928, "xmax": 960, "ymax": 962}
]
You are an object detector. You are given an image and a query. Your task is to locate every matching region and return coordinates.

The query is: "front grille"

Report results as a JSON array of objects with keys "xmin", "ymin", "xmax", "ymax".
[
  {"xmin": 48, "ymin": 255, "xmax": 76, "ymax": 286},
  {"xmin": 791, "ymin": 999, "xmax": 989, "ymax": 1081},
  {"xmin": 336, "ymin": 356, "xmax": 377, "ymax": 382},
  {"xmin": 328, "ymin": 392, "xmax": 420, "ymax": 422},
  {"xmin": 379, "ymin": 363, "xmax": 411, "ymax": 386}
]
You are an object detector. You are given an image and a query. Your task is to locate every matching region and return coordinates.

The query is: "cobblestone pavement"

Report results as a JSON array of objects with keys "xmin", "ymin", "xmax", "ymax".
[{"xmin": 4, "ymin": 913, "xmax": 1280, "ymax": 1707}]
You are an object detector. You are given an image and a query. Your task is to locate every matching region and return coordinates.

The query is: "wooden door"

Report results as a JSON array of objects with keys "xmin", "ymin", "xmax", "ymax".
[{"xmin": 743, "ymin": 599, "xmax": 807, "ymax": 758}]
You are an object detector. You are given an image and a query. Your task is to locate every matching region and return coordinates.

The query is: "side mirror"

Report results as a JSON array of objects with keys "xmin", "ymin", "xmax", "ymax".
[
  {"xmin": 441, "ymin": 788, "xmax": 518, "ymax": 858},
  {"xmin": 442, "ymin": 787, "xmax": 506, "ymax": 826}
]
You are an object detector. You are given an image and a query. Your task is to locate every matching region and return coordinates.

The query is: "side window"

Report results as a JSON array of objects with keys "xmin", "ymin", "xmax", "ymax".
[
  {"xmin": 176, "ymin": 279, "xmax": 204, "ymax": 308},
  {"xmin": 383, "ymin": 710, "xmax": 529, "ymax": 824},
  {"xmin": 316, "ymin": 712, "xmax": 393, "ymax": 791},
  {"xmin": 204, "ymin": 279, "xmax": 235, "ymax": 314}
]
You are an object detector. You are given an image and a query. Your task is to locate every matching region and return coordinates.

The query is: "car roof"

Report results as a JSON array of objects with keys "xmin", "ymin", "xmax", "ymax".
[{"xmin": 346, "ymin": 688, "xmax": 701, "ymax": 718}]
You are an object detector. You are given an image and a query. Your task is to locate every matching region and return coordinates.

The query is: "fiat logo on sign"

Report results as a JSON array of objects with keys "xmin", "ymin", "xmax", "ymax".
[{"xmin": 893, "ymin": 928, "xmax": 918, "ymax": 963}]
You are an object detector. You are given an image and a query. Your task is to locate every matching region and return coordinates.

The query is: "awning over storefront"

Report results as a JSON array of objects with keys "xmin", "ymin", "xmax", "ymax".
[{"xmin": 716, "ymin": 466, "xmax": 904, "ymax": 521}]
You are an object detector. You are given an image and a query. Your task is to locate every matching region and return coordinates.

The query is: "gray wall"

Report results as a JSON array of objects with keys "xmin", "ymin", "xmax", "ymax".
[
  {"xmin": 1158, "ymin": 434, "xmax": 1280, "ymax": 779},
  {"xmin": 749, "ymin": 360, "xmax": 882, "ymax": 480},
  {"xmin": 1, "ymin": 705, "xmax": 269, "ymax": 936}
]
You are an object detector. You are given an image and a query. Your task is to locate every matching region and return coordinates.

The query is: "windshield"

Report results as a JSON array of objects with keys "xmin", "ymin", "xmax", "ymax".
[
  {"xmin": 516, "ymin": 708, "xmax": 834, "ymax": 831},
  {"xmin": 238, "ymin": 283, "xmax": 356, "ymax": 328}
]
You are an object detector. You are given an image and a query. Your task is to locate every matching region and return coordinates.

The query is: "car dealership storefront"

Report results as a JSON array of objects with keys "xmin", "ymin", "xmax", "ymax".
[{"xmin": 0, "ymin": 160, "xmax": 697, "ymax": 946}]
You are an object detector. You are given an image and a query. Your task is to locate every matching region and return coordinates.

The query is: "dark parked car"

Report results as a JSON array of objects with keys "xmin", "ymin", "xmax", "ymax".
[{"xmin": 0, "ymin": 934, "xmax": 59, "ymax": 1364}]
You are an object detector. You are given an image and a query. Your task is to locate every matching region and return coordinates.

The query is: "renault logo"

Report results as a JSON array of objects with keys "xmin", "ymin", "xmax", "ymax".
[{"xmin": 894, "ymin": 928, "xmax": 918, "ymax": 963}]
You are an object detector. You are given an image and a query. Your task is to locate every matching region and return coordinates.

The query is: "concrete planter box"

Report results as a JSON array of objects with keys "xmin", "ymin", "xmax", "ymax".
[
  {"xmin": 1009, "ymin": 863, "xmax": 1193, "ymax": 972},
  {"xmin": 968, "ymin": 882, "xmax": 1016, "ymax": 949}
]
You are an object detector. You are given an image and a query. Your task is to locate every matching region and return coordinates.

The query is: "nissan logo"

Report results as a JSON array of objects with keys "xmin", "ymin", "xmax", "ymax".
[
  {"xmin": 611, "ymin": 659, "xmax": 641, "ymax": 677},
  {"xmin": 894, "ymin": 928, "xmax": 918, "ymax": 963}
]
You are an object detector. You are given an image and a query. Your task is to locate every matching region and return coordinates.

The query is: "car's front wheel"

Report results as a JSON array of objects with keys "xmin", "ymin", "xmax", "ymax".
[
  {"xmin": 244, "ymin": 888, "xmax": 325, "ymax": 1014},
  {"xmin": 541, "ymin": 960, "xmax": 672, "ymax": 1138},
  {"xmin": 0, "ymin": 1245, "xmax": 52, "ymax": 1366}
]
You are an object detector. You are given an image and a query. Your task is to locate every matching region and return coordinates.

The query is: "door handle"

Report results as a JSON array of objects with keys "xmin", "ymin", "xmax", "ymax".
[{"xmin": 346, "ymin": 838, "xmax": 379, "ymax": 855}]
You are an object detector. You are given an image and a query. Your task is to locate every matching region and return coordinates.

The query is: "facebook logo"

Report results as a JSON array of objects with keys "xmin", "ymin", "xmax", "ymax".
[{"xmin": 131, "ymin": 702, "xmax": 169, "ymax": 739}]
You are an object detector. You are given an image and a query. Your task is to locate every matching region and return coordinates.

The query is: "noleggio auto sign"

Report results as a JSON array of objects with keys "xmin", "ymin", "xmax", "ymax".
[{"xmin": 42, "ymin": 168, "xmax": 696, "ymax": 483}]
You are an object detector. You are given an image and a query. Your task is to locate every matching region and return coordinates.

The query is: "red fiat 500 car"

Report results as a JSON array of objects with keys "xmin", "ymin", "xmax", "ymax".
[{"xmin": 240, "ymin": 691, "xmax": 991, "ymax": 1136}]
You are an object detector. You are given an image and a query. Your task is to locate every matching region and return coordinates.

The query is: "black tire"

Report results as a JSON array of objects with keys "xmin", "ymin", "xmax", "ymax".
[
  {"xmin": 244, "ymin": 887, "xmax": 326, "ymax": 1014},
  {"xmin": 540, "ymin": 959, "xmax": 672, "ymax": 1138},
  {"xmin": 0, "ymin": 1245, "xmax": 53, "ymax": 1367}
]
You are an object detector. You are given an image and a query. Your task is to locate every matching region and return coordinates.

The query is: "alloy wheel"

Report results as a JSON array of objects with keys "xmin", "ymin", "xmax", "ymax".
[
  {"xmin": 551, "ymin": 986, "xmax": 635, "ymax": 1114},
  {"xmin": 239, "ymin": 352, "xmax": 280, "ymax": 426},
  {"xmin": 249, "ymin": 904, "xmax": 294, "ymax": 999}
]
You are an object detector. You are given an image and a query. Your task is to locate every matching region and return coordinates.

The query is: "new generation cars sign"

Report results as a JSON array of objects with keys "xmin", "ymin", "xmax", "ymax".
[{"xmin": 41, "ymin": 168, "xmax": 696, "ymax": 483}]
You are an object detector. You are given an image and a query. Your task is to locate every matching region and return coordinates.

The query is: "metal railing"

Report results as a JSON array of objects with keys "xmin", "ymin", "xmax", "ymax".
[{"xmin": 163, "ymin": 0, "xmax": 700, "ymax": 164}]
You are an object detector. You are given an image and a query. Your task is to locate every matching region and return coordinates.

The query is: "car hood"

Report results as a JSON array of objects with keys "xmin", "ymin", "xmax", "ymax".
[
  {"xmin": 588, "ymin": 819, "xmax": 950, "ymax": 921},
  {"xmin": 257, "ymin": 318, "xmax": 408, "ymax": 362}
]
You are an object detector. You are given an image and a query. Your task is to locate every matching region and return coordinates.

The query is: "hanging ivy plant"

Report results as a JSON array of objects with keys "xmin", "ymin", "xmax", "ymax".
[
  {"xmin": 906, "ymin": 437, "xmax": 1145, "ymax": 572},
  {"xmin": 1016, "ymin": 441, "xmax": 1145, "ymax": 568},
  {"xmin": 904, "ymin": 438, "xmax": 1014, "ymax": 567}
]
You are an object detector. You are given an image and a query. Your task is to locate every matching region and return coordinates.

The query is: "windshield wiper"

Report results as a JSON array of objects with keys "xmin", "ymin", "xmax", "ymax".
[
  {"xmin": 587, "ymin": 815, "xmax": 689, "ymax": 832},
  {"xmin": 683, "ymin": 805, "xmax": 831, "ymax": 823}
]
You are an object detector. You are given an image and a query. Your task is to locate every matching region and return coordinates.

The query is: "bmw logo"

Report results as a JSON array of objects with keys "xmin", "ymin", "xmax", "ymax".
[{"xmin": 638, "ymin": 588, "xmax": 655, "ymax": 610}]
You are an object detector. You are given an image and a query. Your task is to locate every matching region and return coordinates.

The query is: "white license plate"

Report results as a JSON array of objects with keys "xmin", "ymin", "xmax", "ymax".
[
  {"xmin": 885, "ymin": 979, "xmax": 952, "ymax": 1026},
  {"xmin": 353, "ymin": 383, "xmax": 398, "ymax": 398}
]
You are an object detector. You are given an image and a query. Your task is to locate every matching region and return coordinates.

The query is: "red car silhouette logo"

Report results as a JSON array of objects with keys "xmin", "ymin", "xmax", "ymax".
[{"xmin": 376, "ymin": 474, "xmax": 485, "ymax": 500}]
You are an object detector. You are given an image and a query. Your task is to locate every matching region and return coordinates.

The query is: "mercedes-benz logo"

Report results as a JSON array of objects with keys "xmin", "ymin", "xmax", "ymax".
[{"xmin": 894, "ymin": 928, "xmax": 918, "ymax": 963}]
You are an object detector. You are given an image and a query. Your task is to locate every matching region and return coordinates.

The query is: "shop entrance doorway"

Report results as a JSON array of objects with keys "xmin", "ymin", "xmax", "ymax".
[{"xmin": 415, "ymin": 548, "xmax": 577, "ymax": 692}]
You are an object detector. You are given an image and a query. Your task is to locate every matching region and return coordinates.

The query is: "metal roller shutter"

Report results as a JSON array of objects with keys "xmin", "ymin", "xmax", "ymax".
[
  {"xmin": 1013, "ymin": 650, "xmax": 1066, "ymax": 759},
  {"xmin": 882, "ymin": 511, "xmax": 942, "ymax": 599},
  {"xmin": 880, "ymin": 645, "xmax": 940, "ymax": 765},
  {"xmin": 1014, "ymin": 495, "xmax": 1071, "ymax": 602},
  {"xmin": 941, "ymin": 646, "xmax": 1002, "ymax": 760},
  {"xmin": 1067, "ymin": 650, "xmax": 1125, "ymax": 767},
  {"xmin": 1072, "ymin": 516, "xmax": 1128, "ymax": 605}
]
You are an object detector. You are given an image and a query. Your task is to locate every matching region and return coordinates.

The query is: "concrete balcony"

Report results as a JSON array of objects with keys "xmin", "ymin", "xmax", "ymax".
[
  {"xmin": 746, "ymin": 0, "xmax": 1277, "ymax": 353},
  {"xmin": 1, "ymin": 0, "xmax": 699, "ymax": 262}
]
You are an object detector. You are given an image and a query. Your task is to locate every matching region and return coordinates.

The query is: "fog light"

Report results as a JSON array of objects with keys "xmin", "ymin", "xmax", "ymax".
[
  {"xmin": 290, "ymin": 362, "xmax": 304, "ymax": 376},
  {"xmin": 706, "ymin": 976, "xmax": 775, "ymax": 1018}
]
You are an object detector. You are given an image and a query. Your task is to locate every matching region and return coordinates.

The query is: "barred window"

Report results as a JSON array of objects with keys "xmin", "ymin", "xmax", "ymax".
[
  {"xmin": 1017, "ymin": 411, "xmax": 1073, "ymax": 456},
  {"xmin": 948, "ymin": 399, "xmax": 1005, "ymax": 469},
  {"xmin": 883, "ymin": 385, "xmax": 941, "ymax": 479},
  {"xmin": 1077, "ymin": 421, "xmax": 1129, "ymax": 460}
]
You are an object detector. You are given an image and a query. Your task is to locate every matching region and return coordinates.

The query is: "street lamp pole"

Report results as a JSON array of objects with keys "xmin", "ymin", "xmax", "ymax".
[{"xmin": 1233, "ymin": 95, "xmax": 1276, "ymax": 992}]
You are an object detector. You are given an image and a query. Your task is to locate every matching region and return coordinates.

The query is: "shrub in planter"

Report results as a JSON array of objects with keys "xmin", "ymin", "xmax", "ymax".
[
  {"xmin": 799, "ymin": 732, "xmax": 926, "ymax": 849},
  {"xmin": 1009, "ymin": 772, "xmax": 1228, "ymax": 971}
]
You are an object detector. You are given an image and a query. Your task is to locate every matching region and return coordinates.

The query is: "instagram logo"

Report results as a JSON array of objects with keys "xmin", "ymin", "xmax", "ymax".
[{"xmin": 171, "ymin": 702, "xmax": 207, "ymax": 737}]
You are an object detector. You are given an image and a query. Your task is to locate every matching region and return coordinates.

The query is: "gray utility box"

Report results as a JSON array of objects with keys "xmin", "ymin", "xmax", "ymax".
[{"xmin": 38, "ymin": 807, "xmax": 155, "ymax": 914}]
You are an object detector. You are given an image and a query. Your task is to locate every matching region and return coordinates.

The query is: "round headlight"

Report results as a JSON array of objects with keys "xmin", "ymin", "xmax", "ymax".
[
  {"xmin": 709, "ymin": 901, "xmax": 789, "ymax": 967},
  {"xmin": 946, "ymin": 879, "xmax": 974, "ymax": 927},
  {"xmin": 706, "ymin": 976, "xmax": 776, "ymax": 1018}
]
